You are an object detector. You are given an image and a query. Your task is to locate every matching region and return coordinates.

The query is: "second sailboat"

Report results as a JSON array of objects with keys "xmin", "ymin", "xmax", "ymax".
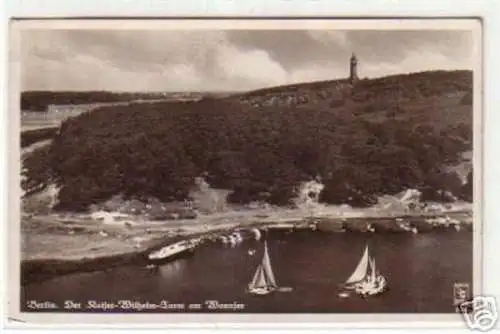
[{"xmin": 247, "ymin": 240, "xmax": 278, "ymax": 295}]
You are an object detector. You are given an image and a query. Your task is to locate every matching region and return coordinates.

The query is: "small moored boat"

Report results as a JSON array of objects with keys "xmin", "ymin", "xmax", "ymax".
[
  {"xmin": 252, "ymin": 228, "xmax": 262, "ymax": 241},
  {"xmin": 148, "ymin": 239, "xmax": 198, "ymax": 265},
  {"xmin": 232, "ymin": 232, "xmax": 243, "ymax": 243}
]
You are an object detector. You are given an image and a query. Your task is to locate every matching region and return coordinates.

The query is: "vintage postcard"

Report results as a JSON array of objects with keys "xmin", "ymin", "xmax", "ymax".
[{"xmin": 8, "ymin": 18, "xmax": 483, "ymax": 326}]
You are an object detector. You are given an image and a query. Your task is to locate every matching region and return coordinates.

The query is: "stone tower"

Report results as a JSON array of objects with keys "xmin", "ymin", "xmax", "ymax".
[{"xmin": 349, "ymin": 53, "xmax": 359, "ymax": 83}]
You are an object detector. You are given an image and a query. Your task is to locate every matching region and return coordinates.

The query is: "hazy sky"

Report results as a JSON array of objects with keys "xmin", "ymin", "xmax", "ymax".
[{"xmin": 21, "ymin": 29, "xmax": 474, "ymax": 92}]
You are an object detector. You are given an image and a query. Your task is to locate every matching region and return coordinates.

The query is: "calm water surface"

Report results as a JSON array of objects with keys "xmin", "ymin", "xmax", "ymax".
[
  {"xmin": 21, "ymin": 111, "xmax": 83, "ymax": 131},
  {"xmin": 21, "ymin": 231, "xmax": 472, "ymax": 313}
]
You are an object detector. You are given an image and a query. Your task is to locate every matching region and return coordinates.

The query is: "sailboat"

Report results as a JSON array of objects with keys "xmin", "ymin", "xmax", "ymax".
[
  {"xmin": 338, "ymin": 244, "xmax": 387, "ymax": 297},
  {"xmin": 247, "ymin": 240, "xmax": 278, "ymax": 295}
]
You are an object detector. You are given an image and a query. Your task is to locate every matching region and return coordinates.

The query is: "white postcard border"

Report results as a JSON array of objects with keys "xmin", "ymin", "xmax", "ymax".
[{"xmin": 4, "ymin": 16, "xmax": 487, "ymax": 330}]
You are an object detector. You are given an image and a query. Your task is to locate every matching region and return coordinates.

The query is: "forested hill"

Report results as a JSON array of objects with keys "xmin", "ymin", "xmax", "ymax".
[
  {"xmin": 230, "ymin": 70, "xmax": 472, "ymax": 109},
  {"xmin": 22, "ymin": 70, "xmax": 473, "ymax": 212}
]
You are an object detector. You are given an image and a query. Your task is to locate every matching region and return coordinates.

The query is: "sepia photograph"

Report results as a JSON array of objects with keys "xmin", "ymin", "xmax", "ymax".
[{"xmin": 10, "ymin": 18, "xmax": 481, "ymax": 321}]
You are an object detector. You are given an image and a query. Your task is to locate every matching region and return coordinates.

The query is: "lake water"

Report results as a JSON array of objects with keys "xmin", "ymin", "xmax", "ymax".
[
  {"xmin": 21, "ymin": 231, "xmax": 472, "ymax": 313},
  {"xmin": 21, "ymin": 111, "xmax": 85, "ymax": 131}
]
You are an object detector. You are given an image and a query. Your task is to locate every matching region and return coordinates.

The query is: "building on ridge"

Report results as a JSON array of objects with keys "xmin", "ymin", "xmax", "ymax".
[{"xmin": 349, "ymin": 53, "xmax": 359, "ymax": 83}]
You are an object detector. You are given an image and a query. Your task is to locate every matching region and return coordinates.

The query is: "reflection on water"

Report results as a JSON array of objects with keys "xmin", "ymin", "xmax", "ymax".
[
  {"xmin": 158, "ymin": 260, "xmax": 187, "ymax": 278},
  {"xmin": 21, "ymin": 231, "xmax": 472, "ymax": 313}
]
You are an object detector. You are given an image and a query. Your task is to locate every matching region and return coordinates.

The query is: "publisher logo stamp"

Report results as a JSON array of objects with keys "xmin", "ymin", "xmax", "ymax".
[
  {"xmin": 454, "ymin": 283, "xmax": 498, "ymax": 331},
  {"xmin": 454, "ymin": 283, "xmax": 472, "ymax": 309}
]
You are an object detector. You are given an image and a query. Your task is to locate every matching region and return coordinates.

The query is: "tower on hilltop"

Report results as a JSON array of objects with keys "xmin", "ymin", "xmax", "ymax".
[{"xmin": 349, "ymin": 53, "xmax": 359, "ymax": 83}]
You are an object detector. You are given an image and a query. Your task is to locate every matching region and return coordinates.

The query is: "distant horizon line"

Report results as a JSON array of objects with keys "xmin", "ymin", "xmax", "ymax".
[{"xmin": 21, "ymin": 67, "xmax": 473, "ymax": 94}]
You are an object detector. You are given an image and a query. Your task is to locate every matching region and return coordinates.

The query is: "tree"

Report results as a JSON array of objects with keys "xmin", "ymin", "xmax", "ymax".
[{"xmin": 461, "ymin": 169, "xmax": 473, "ymax": 202}]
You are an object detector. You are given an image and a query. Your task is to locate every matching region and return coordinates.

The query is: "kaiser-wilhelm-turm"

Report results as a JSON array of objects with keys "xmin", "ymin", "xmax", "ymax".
[{"xmin": 349, "ymin": 53, "xmax": 359, "ymax": 83}]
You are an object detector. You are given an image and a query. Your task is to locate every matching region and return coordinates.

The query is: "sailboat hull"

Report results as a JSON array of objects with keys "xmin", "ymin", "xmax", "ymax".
[
  {"xmin": 358, "ymin": 286, "xmax": 387, "ymax": 297},
  {"xmin": 338, "ymin": 284, "xmax": 387, "ymax": 298},
  {"xmin": 248, "ymin": 287, "xmax": 275, "ymax": 295},
  {"xmin": 353, "ymin": 278, "xmax": 388, "ymax": 297}
]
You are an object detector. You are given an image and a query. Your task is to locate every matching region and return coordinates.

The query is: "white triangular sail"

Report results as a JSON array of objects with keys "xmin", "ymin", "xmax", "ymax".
[
  {"xmin": 345, "ymin": 245, "xmax": 370, "ymax": 284},
  {"xmin": 249, "ymin": 265, "xmax": 267, "ymax": 289},
  {"xmin": 369, "ymin": 256, "xmax": 377, "ymax": 282},
  {"xmin": 248, "ymin": 240, "xmax": 278, "ymax": 291},
  {"xmin": 261, "ymin": 241, "xmax": 277, "ymax": 288}
]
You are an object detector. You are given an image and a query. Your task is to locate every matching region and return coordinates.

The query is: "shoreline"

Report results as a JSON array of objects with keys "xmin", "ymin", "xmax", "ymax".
[{"xmin": 21, "ymin": 210, "xmax": 472, "ymax": 286}]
